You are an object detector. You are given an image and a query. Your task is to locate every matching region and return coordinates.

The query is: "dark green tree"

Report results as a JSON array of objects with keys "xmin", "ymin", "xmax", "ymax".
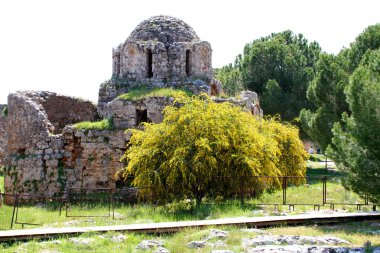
[
  {"xmin": 240, "ymin": 30, "xmax": 321, "ymax": 120},
  {"xmin": 300, "ymin": 52, "xmax": 350, "ymax": 151},
  {"xmin": 261, "ymin": 79, "xmax": 284, "ymax": 116},
  {"xmin": 348, "ymin": 24, "xmax": 380, "ymax": 71},
  {"xmin": 300, "ymin": 24, "xmax": 380, "ymax": 151},
  {"xmin": 327, "ymin": 49, "xmax": 380, "ymax": 202}
]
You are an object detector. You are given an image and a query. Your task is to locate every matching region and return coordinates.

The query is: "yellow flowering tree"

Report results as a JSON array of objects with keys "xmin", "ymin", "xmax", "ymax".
[{"xmin": 121, "ymin": 94, "xmax": 307, "ymax": 206}]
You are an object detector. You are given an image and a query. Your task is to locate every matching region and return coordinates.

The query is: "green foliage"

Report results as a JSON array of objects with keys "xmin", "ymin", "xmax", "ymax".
[
  {"xmin": 117, "ymin": 87, "xmax": 193, "ymax": 101},
  {"xmin": 121, "ymin": 94, "xmax": 308, "ymax": 205},
  {"xmin": 348, "ymin": 24, "xmax": 380, "ymax": 71},
  {"xmin": 239, "ymin": 30, "xmax": 321, "ymax": 120},
  {"xmin": 214, "ymin": 62, "xmax": 244, "ymax": 96},
  {"xmin": 300, "ymin": 52, "xmax": 350, "ymax": 151},
  {"xmin": 327, "ymin": 49, "xmax": 380, "ymax": 203},
  {"xmin": 302, "ymin": 24, "xmax": 380, "ymax": 151},
  {"xmin": 261, "ymin": 79, "xmax": 284, "ymax": 116},
  {"xmin": 73, "ymin": 118, "xmax": 114, "ymax": 131}
]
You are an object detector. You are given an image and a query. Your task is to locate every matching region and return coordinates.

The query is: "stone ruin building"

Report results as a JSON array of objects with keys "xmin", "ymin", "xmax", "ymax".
[{"xmin": 0, "ymin": 15, "xmax": 261, "ymax": 204}]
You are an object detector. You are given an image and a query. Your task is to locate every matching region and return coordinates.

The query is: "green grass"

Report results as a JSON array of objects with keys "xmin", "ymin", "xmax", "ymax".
[
  {"xmin": 308, "ymin": 154, "xmax": 329, "ymax": 162},
  {"xmin": 0, "ymin": 222, "xmax": 379, "ymax": 252},
  {"xmin": 73, "ymin": 118, "xmax": 114, "ymax": 131},
  {"xmin": 0, "ymin": 161, "xmax": 370, "ymax": 231},
  {"xmin": 117, "ymin": 87, "xmax": 193, "ymax": 101},
  {"xmin": 0, "ymin": 166, "xmax": 4, "ymax": 192}
]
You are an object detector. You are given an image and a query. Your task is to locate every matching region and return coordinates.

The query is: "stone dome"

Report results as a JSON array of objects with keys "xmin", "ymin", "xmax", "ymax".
[{"xmin": 127, "ymin": 15, "xmax": 200, "ymax": 45}]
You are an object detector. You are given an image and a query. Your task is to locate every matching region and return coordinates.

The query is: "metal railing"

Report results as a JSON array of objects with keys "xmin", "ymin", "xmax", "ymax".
[{"xmin": 0, "ymin": 175, "xmax": 378, "ymax": 230}]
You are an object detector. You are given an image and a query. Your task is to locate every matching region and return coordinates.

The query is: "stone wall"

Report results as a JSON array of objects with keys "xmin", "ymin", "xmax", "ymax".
[
  {"xmin": 41, "ymin": 93, "xmax": 99, "ymax": 134},
  {"xmin": 62, "ymin": 127, "xmax": 129, "ymax": 190},
  {"xmin": 1, "ymin": 91, "xmax": 100, "ymax": 203},
  {"xmin": 4, "ymin": 127, "xmax": 129, "ymax": 203}
]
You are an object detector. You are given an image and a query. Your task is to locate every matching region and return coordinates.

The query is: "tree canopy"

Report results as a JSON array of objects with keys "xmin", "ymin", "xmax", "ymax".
[
  {"xmin": 327, "ymin": 49, "xmax": 380, "ymax": 202},
  {"xmin": 301, "ymin": 24, "xmax": 380, "ymax": 151},
  {"xmin": 216, "ymin": 30, "xmax": 321, "ymax": 121},
  {"xmin": 121, "ymin": 94, "xmax": 308, "ymax": 205}
]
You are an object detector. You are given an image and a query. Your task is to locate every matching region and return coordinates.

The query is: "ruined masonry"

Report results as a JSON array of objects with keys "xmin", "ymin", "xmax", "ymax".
[{"xmin": 0, "ymin": 16, "xmax": 262, "ymax": 203}]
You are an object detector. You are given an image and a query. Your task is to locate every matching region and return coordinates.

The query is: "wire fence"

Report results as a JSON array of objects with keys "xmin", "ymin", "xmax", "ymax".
[{"xmin": 0, "ymin": 175, "xmax": 378, "ymax": 230}]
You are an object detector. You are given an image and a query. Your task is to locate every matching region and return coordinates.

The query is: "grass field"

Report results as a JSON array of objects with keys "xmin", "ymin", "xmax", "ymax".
[
  {"xmin": 0, "ymin": 158, "xmax": 370, "ymax": 231},
  {"xmin": 0, "ymin": 221, "xmax": 379, "ymax": 252},
  {"xmin": 0, "ymin": 157, "xmax": 378, "ymax": 252}
]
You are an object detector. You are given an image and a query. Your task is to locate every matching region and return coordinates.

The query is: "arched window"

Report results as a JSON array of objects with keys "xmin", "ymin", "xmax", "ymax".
[
  {"xmin": 146, "ymin": 49, "xmax": 153, "ymax": 78},
  {"xmin": 186, "ymin": 50, "xmax": 192, "ymax": 77}
]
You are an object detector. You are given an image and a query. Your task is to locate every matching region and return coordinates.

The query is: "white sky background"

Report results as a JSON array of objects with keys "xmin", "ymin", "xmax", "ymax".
[{"xmin": 0, "ymin": 0, "xmax": 379, "ymax": 104}]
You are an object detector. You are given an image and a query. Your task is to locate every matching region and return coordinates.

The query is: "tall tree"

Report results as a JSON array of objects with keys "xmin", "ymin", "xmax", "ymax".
[
  {"xmin": 300, "ymin": 52, "xmax": 350, "ymax": 151},
  {"xmin": 301, "ymin": 24, "xmax": 380, "ymax": 151},
  {"xmin": 327, "ymin": 49, "xmax": 380, "ymax": 202},
  {"xmin": 240, "ymin": 30, "xmax": 321, "ymax": 121}
]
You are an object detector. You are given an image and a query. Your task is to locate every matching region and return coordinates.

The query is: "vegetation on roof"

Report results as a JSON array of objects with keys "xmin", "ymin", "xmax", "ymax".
[{"xmin": 117, "ymin": 87, "xmax": 193, "ymax": 101}]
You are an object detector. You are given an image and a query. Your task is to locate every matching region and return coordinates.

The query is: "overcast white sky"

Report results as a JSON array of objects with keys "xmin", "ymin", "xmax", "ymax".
[{"xmin": 0, "ymin": 0, "xmax": 379, "ymax": 104}]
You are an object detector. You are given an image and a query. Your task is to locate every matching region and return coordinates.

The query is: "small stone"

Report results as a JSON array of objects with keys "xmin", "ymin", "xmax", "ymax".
[
  {"xmin": 207, "ymin": 240, "xmax": 227, "ymax": 248},
  {"xmin": 69, "ymin": 238, "xmax": 94, "ymax": 245},
  {"xmin": 111, "ymin": 234, "xmax": 127, "ymax": 242},
  {"xmin": 206, "ymin": 229, "xmax": 229, "ymax": 240},
  {"xmin": 241, "ymin": 228, "xmax": 267, "ymax": 234},
  {"xmin": 186, "ymin": 241, "xmax": 206, "ymax": 249},
  {"xmin": 136, "ymin": 240, "xmax": 164, "ymax": 250},
  {"xmin": 153, "ymin": 247, "xmax": 170, "ymax": 253}
]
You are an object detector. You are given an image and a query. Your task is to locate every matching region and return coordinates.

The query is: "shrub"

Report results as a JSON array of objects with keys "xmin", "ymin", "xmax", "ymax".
[{"xmin": 121, "ymin": 94, "xmax": 308, "ymax": 206}]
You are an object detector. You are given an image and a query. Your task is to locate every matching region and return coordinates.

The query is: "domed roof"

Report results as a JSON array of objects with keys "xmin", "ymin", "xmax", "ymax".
[{"xmin": 127, "ymin": 15, "xmax": 200, "ymax": 44}]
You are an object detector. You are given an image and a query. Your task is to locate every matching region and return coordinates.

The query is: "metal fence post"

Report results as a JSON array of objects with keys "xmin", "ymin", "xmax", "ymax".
[
  {"xmin": 282, "ymin": 177, "xmax": 287, "ymax": 205},
  {"xmin": 10, "ymin": 194, "xmax": 18, "ymax": 229},
  {"xmin": 322, "ymin": 177, "xmax": 327, "ymax": 205}
]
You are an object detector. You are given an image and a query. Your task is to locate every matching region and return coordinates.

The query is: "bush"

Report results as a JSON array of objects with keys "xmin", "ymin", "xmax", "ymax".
[{"xmin": 121, "ymin": 94, "xmax": 308, "ymax": 206}]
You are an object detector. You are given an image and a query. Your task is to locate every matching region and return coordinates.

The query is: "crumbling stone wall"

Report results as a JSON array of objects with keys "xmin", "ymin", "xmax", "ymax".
[
  {"xmin": 6, "ymin": 92, "xmax": 52, "ymax": 156},
  {"xmin": 2, "ymin": 91, "xmax": 99, "ymax": 203},
  {"xmin": 4, "ymin": 127, "xmax": 130, "ymax": 203},
  {"xmin": 41, "ymin": 94, "xmax": 99, "ymax": 134}
]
